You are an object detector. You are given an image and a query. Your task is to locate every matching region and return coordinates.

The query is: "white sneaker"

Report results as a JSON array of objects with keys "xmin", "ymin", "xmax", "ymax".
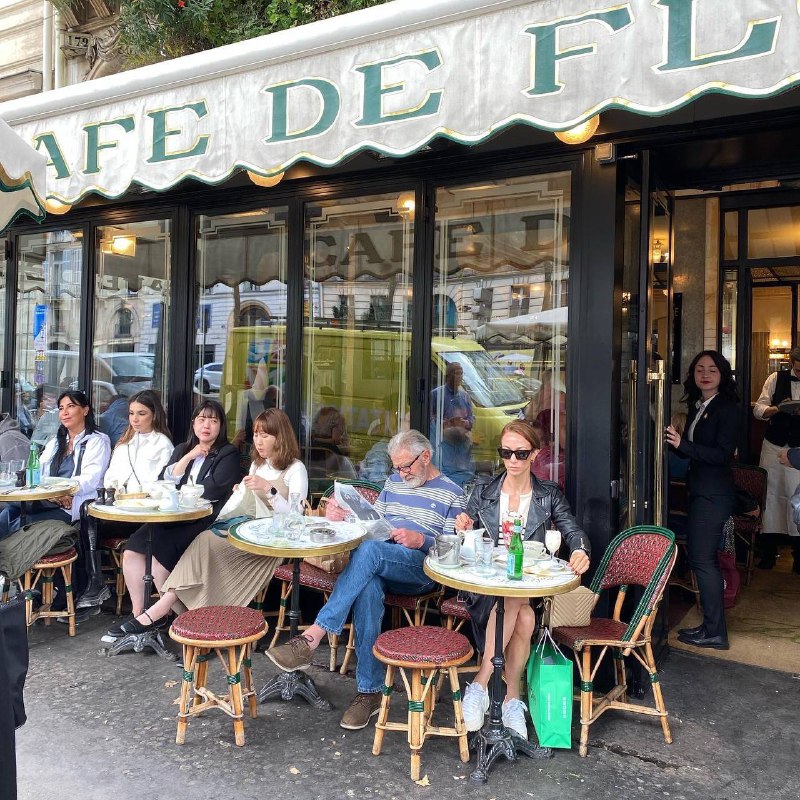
[
  {"xmin": 502, "ymin": 698, "xmax": 528, "ymax": 740},
  {"xmin": 461, "ymin": 682, "xmax": 489, "ymax": 731}
]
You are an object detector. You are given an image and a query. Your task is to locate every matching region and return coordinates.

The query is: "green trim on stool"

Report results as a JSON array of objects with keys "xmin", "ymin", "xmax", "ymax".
[
  {"xmin": 650, "ymin": 673, "xmax": 660, "ymax": 684},
  {"xmin": 580, "ymin": 681, "xmax": 593, "ymax": 692},
  {"xmin": 382, "ymin": 685, "xmax": 394, "ymax": 696},
  {"xmin": 227, "ymin": 672, "xmax": 241, "ymax": 685},
  {"xmin": 243, "ymin": 657, "xmax": 252, "ymax": 668},
  {"xmin": 182, "ymin": 670, "xmax": 194, "ymax": 682},
  {"xmin": 408, "ymin": 700, "xmax": 425, "ymax": 712},
  {"xmin": 196, "ymin": 653, "xmax": 210, "ymax": 662},
  {"xmin": 452, "ymin": 689, "xmax": 462, "ymax": 701}
]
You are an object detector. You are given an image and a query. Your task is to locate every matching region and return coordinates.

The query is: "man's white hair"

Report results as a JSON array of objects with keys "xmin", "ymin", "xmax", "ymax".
[{"xmin": 387, "ymin": 429, "xmax": 432, "ymax": 458}]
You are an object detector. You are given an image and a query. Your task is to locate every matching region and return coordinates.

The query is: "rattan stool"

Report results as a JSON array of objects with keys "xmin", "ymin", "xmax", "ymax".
[
  {"xmin": 372, "ymin": 625, "xmax": 473, "ymax": 781},
  {"xmin": 100, "ymin": 537, "xmax": 128, "ymax": 615},
  {"xmin": 169, "ymin": 606, "xmax": 267, "ymax": 746},
  {"xmin": 23, "ymin": 548, "xmax": 78, "ymax": 636}
]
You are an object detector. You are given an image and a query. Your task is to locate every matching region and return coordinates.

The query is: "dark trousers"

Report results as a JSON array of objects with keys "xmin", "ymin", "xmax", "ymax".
[{"xmin": 687, "ymin": 493, "xmax": 733, "ymax": 639}]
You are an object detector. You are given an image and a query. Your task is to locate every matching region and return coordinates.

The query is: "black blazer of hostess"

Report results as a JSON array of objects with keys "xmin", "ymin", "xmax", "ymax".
[
  {"xmin": 159, "ymin": 441, "xmax": 241, "ymax": 518},
  {"xmin": 675, "ymin": 395, "xmax": 740, "ymax": 497}
]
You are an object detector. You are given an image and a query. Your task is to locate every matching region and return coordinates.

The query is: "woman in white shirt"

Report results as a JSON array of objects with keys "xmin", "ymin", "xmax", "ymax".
[
  {"xmin": 78, "ymin": 390, "xmax": 174, "ymax": 611},
  {"xmin": 33, "ymin": 390, "xmax": 111, "ymax": 618},
  {"xmin": 103, "ymin": 390, "xmax": 173, "ymax": 492},
  {"xmin": 103, "ymin": 408, "xmax": 307, "ymax": 639}
]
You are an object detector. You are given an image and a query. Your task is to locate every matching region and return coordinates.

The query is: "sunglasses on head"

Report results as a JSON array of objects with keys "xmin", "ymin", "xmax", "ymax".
[{"xmin": 497, "ymin": 446, "xmax": 533, "ymax": 461}]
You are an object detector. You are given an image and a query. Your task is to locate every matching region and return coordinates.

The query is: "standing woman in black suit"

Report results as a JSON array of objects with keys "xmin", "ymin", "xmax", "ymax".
[
  {"xmin": 666, "ymin": 350, "xmax": 740, "ymax": 650},
  {"xmin": 119, "ymin": 400, "xmax": 240, "ymax": 629}
]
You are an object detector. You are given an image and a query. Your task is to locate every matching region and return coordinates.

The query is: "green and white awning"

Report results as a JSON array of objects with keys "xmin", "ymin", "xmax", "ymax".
[
  {"xmin": 0, "ymin": 117, "xmax": 46, "ymax": 233},
  {"xmin": 1, "ymin": 0, "xmax": 799, "ymax": 206}
]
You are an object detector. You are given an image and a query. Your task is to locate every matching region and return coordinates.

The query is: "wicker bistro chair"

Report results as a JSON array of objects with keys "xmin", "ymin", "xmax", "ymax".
[
  {"xmin": 731, "ymin": 463, "xmax": 767, "ymax": 587},
  {"xmin": 169, "ymin": 605, "xmax": 267, "ymax": 747},
  {"xmin": 372, "ymin": 625, "xmax": 473, "ymax": 781},
  {"xmin": 551, "ymin": 526, "xmax": 677, "ymax": 757}
]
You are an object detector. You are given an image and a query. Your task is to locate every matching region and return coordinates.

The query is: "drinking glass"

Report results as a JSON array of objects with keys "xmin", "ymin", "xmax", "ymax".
[
  {"xmin": 0, "ymin": 463, "xmax": 15, "ymax": 488},
  {"xmin": 284, "ymin": 491, "xmax": 306, "ymax": 541},
  {"xmin": 8, "ymin": 460, "xmax": 25, "ymax": 488},
  {"xmin": 474, "ymin": 534, "xmax": 496, "ymax": 577},
  {"xmin": 545, "ymin": 529, "xmax": 562, "ymax": 564}
]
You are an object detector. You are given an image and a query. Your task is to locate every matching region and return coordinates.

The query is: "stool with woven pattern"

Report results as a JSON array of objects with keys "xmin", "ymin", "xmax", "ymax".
[
  {"xmin": 169, "ymin": 605, "xmax": 267, "ymax": 746},
  {"xmin": 372, "ymin": 625, "xmax": 472, "ymax": 781},
  {"xmin": 269, "ymin": 561, "xmax": 353, "ymax": 672},
  {"xmin": 22, "ymin": 548, "xmax": 78, "ymax": 636}
]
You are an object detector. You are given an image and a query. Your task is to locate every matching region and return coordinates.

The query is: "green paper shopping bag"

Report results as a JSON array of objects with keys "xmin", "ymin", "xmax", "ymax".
[{"xmin": 526, "ymin": 628, "xmax": 573, "ymax": 748}]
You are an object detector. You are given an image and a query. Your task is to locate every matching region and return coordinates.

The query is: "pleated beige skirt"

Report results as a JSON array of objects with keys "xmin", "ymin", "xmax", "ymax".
[{"xmin": 161, "ymin": 530, "xmax": 280, "ymax": 610}]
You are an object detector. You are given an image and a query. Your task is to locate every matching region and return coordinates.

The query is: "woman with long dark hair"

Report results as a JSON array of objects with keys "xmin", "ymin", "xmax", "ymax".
[
  {"xmin": 35, "ymin": 389, "xmax": 111, "ymax": 523},
  {"xmin": 103, "ymin": 389, "xmax": 173, "ymax": 492},
  {"xmin": 77, "ymin": 390, "xmax": 175, "ymax": 610},
  {"xmin": 104, "ymin": 408, "xmax": 306, "ymax": 639},
  {"xmin": 666, "ymin": 350, "xmax": 740, "ymax": 650},
  {"xmin": 119, "ymin": 400, "xmax": 239, "ymax": 620}
]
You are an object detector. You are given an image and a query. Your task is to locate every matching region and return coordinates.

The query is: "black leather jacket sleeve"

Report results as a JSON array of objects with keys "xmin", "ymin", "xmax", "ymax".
[{"xmin": 465, "ymin": 473, "xmax": 589, "ymax": 557}]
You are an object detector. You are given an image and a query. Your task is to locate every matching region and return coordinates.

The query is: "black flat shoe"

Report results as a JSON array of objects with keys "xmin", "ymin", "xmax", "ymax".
[
  {"xmin": 678, "ymin": 624, "xmax": 705, "ymax": 637},
  {"xmin": 677, "ymin": 630, "xmax": 730, "ymax": 650}
]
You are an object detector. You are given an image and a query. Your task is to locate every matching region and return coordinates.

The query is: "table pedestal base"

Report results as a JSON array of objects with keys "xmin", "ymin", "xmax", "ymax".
[
  {"xmin": 104, "ymin": 629, "xmax": 176, "ymax": 661},
  {"xmin": 469, "ymin": 728, "xmax": 552, "ymax": 784},
  {"xmin": 258, "ymin": 670, "xmax": 333, "ymax": 711}
]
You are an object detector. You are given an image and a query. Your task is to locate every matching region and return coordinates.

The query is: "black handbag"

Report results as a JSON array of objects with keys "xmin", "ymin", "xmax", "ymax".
[{"xmin": 0, "ymin": 578, "xmax": 32, "ymax": 729}]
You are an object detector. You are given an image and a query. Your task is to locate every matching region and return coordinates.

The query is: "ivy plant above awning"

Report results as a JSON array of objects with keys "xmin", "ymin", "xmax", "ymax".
[
  {"xmin": 0, "ymin": 117, "xmax": 46, "ymax": 233},
  {"xmin": 1, "ymin": 0, "xmax": 799, "ymax": 206}
]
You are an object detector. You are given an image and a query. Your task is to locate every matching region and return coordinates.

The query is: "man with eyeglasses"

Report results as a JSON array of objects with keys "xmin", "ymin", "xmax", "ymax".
[{"xmin": 266, "ymin": 429, "xmax": 465, "ymax": 731}]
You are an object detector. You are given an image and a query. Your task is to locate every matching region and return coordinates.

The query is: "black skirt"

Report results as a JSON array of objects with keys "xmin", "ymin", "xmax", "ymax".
[{"xmin": 124, "ymin": 518, "xmax": 210, "ymax": 572}]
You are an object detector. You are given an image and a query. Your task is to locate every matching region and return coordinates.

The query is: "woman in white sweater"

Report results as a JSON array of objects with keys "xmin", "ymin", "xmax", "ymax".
[
  {"xmin": 103, "ymin": 390, "xmax": 173, "ymax": 492},
  {"xmin": 103, "ymin": 407, "xmax": 308, "ymax": 639},
  {"xmin": 78, "ymin": 390, "xmax": 174, "ymax": 611}
]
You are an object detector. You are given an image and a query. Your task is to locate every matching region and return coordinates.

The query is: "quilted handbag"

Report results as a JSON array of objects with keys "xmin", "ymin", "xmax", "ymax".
[{"xmin": 544, "ymin": 585, "xmax": 595, "ymax": 629}]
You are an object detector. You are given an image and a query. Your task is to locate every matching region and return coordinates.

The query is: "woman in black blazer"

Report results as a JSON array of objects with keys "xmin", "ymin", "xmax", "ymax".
[
  {"xmin": 120, "ymin": 400, "xmax": 240, "ymax": 627},
  {"xmin": 666, "ymin": 350, "xmax": 740, "ymax": 650}
]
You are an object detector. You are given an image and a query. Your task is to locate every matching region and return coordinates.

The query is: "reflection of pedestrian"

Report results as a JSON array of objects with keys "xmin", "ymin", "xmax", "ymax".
[
  {"xmin": 431, "ymin": 361, "xmax": 474, "ymax": 485},
  {"xmin": 666, "ymin": 350, "xmax": 739, "ymax": 650},
  {"xmin": 754, "ymin": 347, "xmax": 800, "ymax": 543},
  {"xmin": 311, "ymin": 405, "xmax": 349, "ymax": 452}
]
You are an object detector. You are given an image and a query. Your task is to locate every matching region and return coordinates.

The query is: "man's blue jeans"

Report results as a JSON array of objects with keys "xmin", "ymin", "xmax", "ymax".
[{"xmin": 316, "ymin": 540, "xmax": 436, "ymax": 694}]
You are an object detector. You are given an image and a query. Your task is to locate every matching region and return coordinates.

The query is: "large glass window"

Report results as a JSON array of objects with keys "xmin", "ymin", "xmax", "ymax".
[
  {"xmin": 15, "ymin": 229, "xmax": 83, "ymax": 445},
  {"xmin": 432, "ymin": 173, "xmax": 571, "ymax": 490},
  {"xmin": 94, "ymin": 220, "xmax": 171, "ymax": 437},
  {"xmin": 195, "ymin": 207, "xmax": 288, "ymax": 457},
  {"xmin": 303, "ymin": 192, "xmax": 414, "ymax": 497}
]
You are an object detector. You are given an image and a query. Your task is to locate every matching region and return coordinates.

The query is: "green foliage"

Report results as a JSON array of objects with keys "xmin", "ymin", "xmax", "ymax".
[{"xmin": 112, "ymin": 1, "xmax": 392, "ymax": 67}]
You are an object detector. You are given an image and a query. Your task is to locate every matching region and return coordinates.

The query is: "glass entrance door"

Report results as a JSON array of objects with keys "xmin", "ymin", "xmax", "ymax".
[{"xmin": 618, "ymin": 156, "xmax": 673, "ymax": 661}]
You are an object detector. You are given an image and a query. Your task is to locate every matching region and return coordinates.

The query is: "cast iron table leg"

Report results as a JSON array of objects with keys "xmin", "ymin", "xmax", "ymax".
[
  {"xmin": 258, "ymin": 557, "xmax": 332, "ymax": 710},
  {"xmin": 106, "ymin": 524, "xmax": 174, "ymax": 660},
  {"xmin": 469, "ymin": 596, "xmax": 552, "ymax": 785}
]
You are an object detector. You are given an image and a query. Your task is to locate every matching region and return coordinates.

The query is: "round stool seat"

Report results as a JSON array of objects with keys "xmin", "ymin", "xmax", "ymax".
[
  {"xmin": 170, "ymin": 606, "xmax": 266, "ymax": 643},
  {"xmin": 33, "ymin": 548, "xmax": 78, "ymax": 566},
  {"xmin": 440, "ymin": 596, "xmax": 471, "ymax": 620},
  {"xmin": 374, "ymin": 625, "xmax": 472, "ymax": 665},
  {"xmin": 100, "ymin": 537, "xmax": 128, "ymax": 550},
  {"xmin": 274, "ymin": 561, "xmax": 337, "ymax": 593}
]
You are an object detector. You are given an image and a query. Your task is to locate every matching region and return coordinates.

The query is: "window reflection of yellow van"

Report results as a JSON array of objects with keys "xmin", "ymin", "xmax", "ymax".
[{"xmin": 219, "ymin": 325, "xmax": 527, "ymax": 472}]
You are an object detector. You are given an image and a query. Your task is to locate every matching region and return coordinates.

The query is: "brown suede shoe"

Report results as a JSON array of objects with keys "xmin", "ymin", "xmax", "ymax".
[
  {"xmin": 340, "ymin": 692, "xmax": 382, "ymax": 730},
  {"xmin": 264, "ymin": 635, "xmax": 314, "ymax": 672}
]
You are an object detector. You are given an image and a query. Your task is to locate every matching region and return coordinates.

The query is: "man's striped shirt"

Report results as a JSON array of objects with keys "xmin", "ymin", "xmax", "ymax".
[{"xmin": 375, "ymin": 473, "xmax": 466, "ymax": 553}]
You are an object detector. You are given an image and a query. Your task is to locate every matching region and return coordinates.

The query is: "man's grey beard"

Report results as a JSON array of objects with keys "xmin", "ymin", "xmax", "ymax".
[{"xmin": 403, "ymin": 473, "xmax": 426, "ymax": 489}]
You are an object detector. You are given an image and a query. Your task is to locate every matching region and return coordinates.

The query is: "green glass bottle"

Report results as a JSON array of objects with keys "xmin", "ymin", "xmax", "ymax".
[
  {"xmin": 26, "ymin": 442, "xmax": 41, "ymax": 488},
  {"xmin": 507, "ymin": 515, "xmax": 524, "ymax": 580}
]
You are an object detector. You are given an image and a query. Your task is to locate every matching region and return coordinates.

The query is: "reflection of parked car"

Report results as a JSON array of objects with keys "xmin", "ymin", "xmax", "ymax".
[
  {"xmin": 194, "ymin": 362, "xmax": 223, "ymax": 393},
  {"xmin": 96, "ymin": 352, "xmax": 155, "ymax": 394}
]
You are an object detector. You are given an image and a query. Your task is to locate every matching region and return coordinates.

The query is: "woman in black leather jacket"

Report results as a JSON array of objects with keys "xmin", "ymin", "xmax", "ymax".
[{"xmin": 455, "ymin": 420, "xmax": 590, "ymax": 738}]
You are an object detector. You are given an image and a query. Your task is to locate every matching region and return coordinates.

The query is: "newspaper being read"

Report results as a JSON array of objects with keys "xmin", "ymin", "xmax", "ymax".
[{"xmin": 333, "ymin": 481, "xmax": 393, "ymax": 541}]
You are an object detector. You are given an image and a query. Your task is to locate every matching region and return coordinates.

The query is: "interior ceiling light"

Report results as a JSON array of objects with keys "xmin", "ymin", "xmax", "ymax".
[
  {"xmin": 247, "ymin": 170, "xmax": 284, "ymax": 188},
  {"xmin": 554, "ymin": 115, "xmax": 600, "ymax": 145}
]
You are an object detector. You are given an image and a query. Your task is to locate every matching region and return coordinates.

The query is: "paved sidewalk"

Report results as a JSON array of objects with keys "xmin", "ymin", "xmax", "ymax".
[{"xmin": 14, "ymin": 614, "xmax": 800, "ymax": 800}]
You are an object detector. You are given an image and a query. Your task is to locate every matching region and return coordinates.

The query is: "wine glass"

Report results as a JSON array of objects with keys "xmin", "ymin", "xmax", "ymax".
[{"xmin": 545, "ymin": 529, "xmax": 562, "ymax": 564}]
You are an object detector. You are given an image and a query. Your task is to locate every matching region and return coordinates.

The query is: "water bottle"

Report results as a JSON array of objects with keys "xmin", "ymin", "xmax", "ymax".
[
  {"xmin": 26, "ymin": 442, "xmax": 41, "ymax": 488},
  {"xmin": 507, "ymin": 515, "xmax": 524, "ymax": 581}
]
